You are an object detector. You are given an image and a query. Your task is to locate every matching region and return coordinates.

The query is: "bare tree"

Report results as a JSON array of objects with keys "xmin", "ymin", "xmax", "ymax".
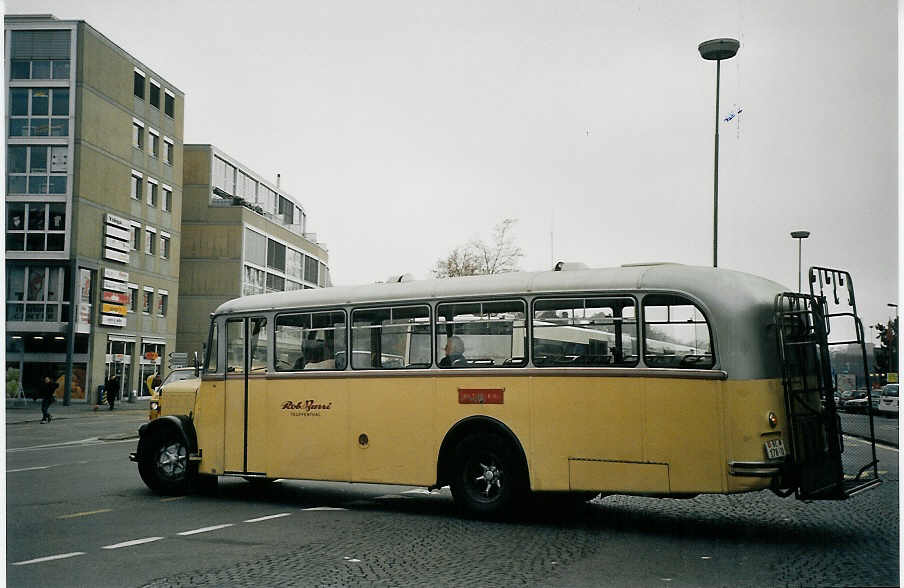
[{"xmin": 432, "ymin": 218, "xmax": 524, "ymax": 278}]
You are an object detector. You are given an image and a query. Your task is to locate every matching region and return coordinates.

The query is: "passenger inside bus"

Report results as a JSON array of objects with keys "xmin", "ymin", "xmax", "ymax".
[{"xmin": 439, "ymin": 336, "xmax": 467, "ymax": 367}]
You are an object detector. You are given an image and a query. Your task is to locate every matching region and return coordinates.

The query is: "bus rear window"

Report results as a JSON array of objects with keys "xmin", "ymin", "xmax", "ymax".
[
  {"xmin": 436, "ymin": 300, "xmax": 526, "ymax": 368},
  {"xmin": 533, "ymin": 297, "xmax": 637, "ymax": 367},
  {"xmin": 642, "ymin": 294, "xmax": 714, "ymax": 369}
]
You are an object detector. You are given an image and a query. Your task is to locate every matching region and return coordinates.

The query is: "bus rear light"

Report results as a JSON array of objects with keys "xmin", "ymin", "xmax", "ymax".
[{"xmin": 768, "ymin": 412, "xmax": 778, "ymax": 428}]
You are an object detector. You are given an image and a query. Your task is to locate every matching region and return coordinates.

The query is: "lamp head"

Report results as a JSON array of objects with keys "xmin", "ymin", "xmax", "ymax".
[
  {"xmin": 698, "ymin": 38, "xmax": 740, "ymax": 61},
  {"xmin": 790, "ymin": 231, "xmax": 810, "ymax": 239}
]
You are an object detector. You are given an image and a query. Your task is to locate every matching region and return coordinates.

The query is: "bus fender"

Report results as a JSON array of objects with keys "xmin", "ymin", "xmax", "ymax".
[
  {"xmin": 432, "ymin": 415, "xmax": 530, "ymax": 491},
  {"xmin": 134, "ymin": 415, "xmax": 199, "ymax": 462}
]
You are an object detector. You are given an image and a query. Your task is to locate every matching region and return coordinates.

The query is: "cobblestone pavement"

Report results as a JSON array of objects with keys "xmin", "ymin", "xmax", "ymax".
[{"xmin": 139, "ymin": 452, "xmax": 898, "ymax": 588}]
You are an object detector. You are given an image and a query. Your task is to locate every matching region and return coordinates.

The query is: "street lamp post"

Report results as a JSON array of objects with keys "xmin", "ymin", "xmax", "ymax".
[
  {"xmin": 791, "ymin": 230, "xmax": 810, "ymax": 293},
  {"xmin": 698, "ymin": 38, "xmax": 740, "ymax": 268}
]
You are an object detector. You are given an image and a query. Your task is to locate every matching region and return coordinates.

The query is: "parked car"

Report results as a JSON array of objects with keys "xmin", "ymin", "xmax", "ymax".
[
  {"xmin": 844, "ymin": 389, "xmax": 880, "ymax": 413},
  {"xmin": 878, "ymin": 384, "xmax": 899, "ymax": 416},
  {"xmin": 838, "ymin": 389, "xmax": 865, "ymax": 411}
]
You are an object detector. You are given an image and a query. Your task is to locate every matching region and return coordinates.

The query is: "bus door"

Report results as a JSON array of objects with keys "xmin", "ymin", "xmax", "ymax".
[
  {"xmin": 223, "ymin": 316, "xmax": 269, "ymax": 475},
  {"xmin": 774, "ymin": 267, "xmax": 880, "ymax": 499}
]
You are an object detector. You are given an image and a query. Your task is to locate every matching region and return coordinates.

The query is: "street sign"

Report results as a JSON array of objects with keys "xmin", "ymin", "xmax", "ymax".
[{"xmin": 169, "ymin": 352, "xmax": 188, "ymax": 360}]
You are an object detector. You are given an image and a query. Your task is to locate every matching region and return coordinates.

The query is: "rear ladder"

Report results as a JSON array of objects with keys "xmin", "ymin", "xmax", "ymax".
[{"xmin": 773, "ymin": 267, "xmax": 880, "ymax": 499}]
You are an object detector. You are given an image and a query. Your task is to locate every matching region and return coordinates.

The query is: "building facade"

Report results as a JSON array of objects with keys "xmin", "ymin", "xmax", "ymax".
[
  {"xmin": 178, "ymin": 145, "xmax": 330, "ymax": 359},
  {"xmin": 5, "ymin": 15, "xmax": 185, "ymax": 403}
]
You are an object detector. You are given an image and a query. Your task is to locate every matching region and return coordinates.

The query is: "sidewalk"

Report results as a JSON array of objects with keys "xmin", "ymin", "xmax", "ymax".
[{"xmin": 5, "ymin": 398, "xmax": 149, "ymax": 425}]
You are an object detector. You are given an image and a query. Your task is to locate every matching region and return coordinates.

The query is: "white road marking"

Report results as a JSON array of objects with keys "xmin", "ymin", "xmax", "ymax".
[
  {"xmin": 7, "ymin": 465, "xmax": 52, "ymax": 473},
  {"xmin": 244, "ymin": 513, "xmax": 292, "ymax": 523},
  {"xmin": 12, "ymin": 552, "xmax": 86, "ymax": 566},
  {"xmin": 177, "ymin": 523, "xmax": 234, "ymax": 536},
  {"xmin": 302, "ymin": 507, "xmax": 347, "ymax": 511},
  {"xmin": 7, "ymin": 438, "xmax": 135, "ymax": 453},
  {"xmin": 102, "ymin": 537, "xmax": 164, "ymax": 549}
]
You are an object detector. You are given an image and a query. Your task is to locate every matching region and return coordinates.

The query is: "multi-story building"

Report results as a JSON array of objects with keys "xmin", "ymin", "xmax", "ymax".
[
  {"xmin": 5, "ymin": 15, "xmax": 184, "ymax": 403},
  {"xmin": 178, "ymin": 144, "xmax": 330, "ymax": 358}
]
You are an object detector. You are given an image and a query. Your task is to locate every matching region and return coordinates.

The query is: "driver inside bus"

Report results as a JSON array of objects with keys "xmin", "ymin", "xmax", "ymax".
[{"xmin": 439, "ymin": 336, "xmax": 467, "ymax": 367}]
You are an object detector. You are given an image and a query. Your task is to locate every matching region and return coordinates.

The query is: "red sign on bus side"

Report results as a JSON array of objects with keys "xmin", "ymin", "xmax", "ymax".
[{"xmin": 458, "ymin": 388, "xmax": 504, "ymax": 405}]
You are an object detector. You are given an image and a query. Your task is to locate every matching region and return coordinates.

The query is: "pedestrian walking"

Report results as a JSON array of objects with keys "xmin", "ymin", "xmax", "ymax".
[
  {"xmin": 105, "ymin": 373, "xmax": 120, "ymax": 411},
  {"xmin": 40, "ymin": 375, "xmax": 58, "ymax": 423}
]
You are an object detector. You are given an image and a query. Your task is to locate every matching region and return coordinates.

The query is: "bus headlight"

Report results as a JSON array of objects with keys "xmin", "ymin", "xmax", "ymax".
[
  {"xmin": 768, "ymin": 411, "xmax": 778, "ymax": 428},
  {"xmin": 150, "ymin": 401, "xmax": 160, "ymax": 412}
]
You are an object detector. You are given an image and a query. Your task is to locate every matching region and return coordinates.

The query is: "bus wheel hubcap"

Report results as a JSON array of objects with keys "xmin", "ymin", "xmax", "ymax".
[
  {"xmin": 475, "ymin": 461, "xmax": 503, "ymax": 497},
  {"xmin": 157, "ymin": 442, "xmax": 187, "ymax": 479}
]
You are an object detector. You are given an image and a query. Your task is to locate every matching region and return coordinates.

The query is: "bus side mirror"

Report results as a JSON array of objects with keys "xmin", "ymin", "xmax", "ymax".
[{"xmin": 193, "ymin": 351, "xmax": 200, "ymax": 377}]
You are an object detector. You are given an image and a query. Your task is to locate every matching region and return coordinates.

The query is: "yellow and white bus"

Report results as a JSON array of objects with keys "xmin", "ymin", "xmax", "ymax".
[{"xmin": 132, "ymin": 263, "xmax": 879, "ymax": 517}]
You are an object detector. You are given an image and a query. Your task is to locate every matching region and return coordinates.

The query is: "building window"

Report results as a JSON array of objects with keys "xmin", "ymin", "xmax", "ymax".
[
  {"xmin": 130, "ymin": 172, "xmax": 143, "ymax": 200},
  {"xmin": 7, "ymin": 145, "xmax": 68, "ymax": 195},
  {"xmin": 6, "ymin": 265, "xmax": 70, "ymax": 322},
  {"xmin": 148, "ymin": 129, "xmax": 159, "ymax": 158},
  {"xmin": 9, "ymin": 88, "xmax": 69, "ymax": 137},
  {"xmin": 145, "ymin": 229, "xmax": 156, "ymax": 255},
  {"xmin": 149, "ymin": 79, "xmax": 160, "ymax": 109},
  {"xmin": 147, "ymin": 180, "xmax": 158, "ymax": 207},
  {"xmin": 304, "ymin": 255, "xmax": 319, "ymax": 284},
  {"xmin": 164, "ymin": 90, "xmax": 175, "ymax": 118},
  {"xmin": 11, "ymin": 59, "xmax": 70, "ymax": 80},
  {"xmin": 132, "ymin": 121, "xmax": 144, "ymax": 150},
  {"xmin": 267, "ymin": 239, "xmax": 286, "ymax": 272},
  {"xmin": 134, "ymin": 69, "xmax": 145, "ymax": 99},
  {"xmin": 6, "ymin": 202, "xmax": 66, "ymax": 252},
  {"xmin": 143, "ymin": 288, "xmax": 153, "ymax": 314},
  {"xmin": 266, "ymin": 273, "xmax": 285, "ymax": 293},
  {"xmin": 157, "ymin": 291, "xmax": 168, "ymax": 317},
  {"xmin": 163, "ymin": 138, "xmax": 174, "ymax": 165},
  {"xmin": 162, "ymin": 185, "xmax": 172, "ymax": 212},
  {"xmin": 160, "ymin": 234, "xmax": 170, "ymax": 259},
  {"xmin": 242, "ymin": 265, "xmax": 266, "ymax": 296},
  {"xmin": 128, "ymin": 285, "xmax": 138, "ymax": 312},
  {"xmin": 286, "ymin": 248, "xmax": 303, "ymax": 280},
  {"xmin": 130, "ymin": 224, "xmax": 141, "ymax": 251}
]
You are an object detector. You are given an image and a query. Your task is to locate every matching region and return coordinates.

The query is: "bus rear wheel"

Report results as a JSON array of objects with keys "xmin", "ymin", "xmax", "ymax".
[
  {"xmin": 450, "ymin": 433, "xmax": 525, "ymax": 519},
  {"xmin": 138, "ymin": 430, "xmax": 192, "ymax": 495}
]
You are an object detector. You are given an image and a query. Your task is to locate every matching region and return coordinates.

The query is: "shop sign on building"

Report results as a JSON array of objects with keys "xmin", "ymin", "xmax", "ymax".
[
  {"xmin": 100, "ymin": 267, "xmax": 129, "ymax": 328},
  {"xmin": 76, "ymin": 268, "xmax": 92, "ymax": 334},
  {"xmin": 103, "ymin": 214, "xmax": 131, "ymax": 263}
]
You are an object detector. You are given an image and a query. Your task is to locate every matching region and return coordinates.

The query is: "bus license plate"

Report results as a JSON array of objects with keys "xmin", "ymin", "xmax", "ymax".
[{"xmin": 765, "ymin": 439, "xmax": 786, "ymax": 459}]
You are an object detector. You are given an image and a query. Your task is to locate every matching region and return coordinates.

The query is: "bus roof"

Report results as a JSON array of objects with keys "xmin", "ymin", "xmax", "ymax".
[
  {"xmin": 216, "ymin": 263, "xmax": 787, "ymax": 316},
  {"xmin": 214, "ymin": 264, "xmax": 789, "ymax": 380}
]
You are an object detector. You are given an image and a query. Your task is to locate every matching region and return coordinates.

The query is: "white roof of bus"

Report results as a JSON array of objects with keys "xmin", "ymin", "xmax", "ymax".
[
  {"xmin": 215, "ymin": 263, "xmax": 787, "ymax": 316},
  {"xmin": 215, "ymin": 263, "xmax": 791, "ymax": 380}
]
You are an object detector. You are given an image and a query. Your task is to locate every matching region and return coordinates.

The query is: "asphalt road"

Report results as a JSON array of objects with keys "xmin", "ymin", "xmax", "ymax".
[{"xmin": 6, "ymin": 411, "xmax": 900, "ymax": 587}]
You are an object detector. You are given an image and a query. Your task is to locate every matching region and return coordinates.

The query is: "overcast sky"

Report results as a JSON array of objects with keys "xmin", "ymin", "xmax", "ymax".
[{"xmin": 7, "ymin": 0, "xmax": 899, "ymax": 331}]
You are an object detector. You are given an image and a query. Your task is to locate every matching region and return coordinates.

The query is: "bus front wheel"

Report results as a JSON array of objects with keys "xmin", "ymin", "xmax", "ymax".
[
  {"xmin": 138, "ymin": 430, "xmax": 192, "ymax": 495},
  {"xmin": 451, "ymin": 433, "xmax": 525, "ymax": 519}
]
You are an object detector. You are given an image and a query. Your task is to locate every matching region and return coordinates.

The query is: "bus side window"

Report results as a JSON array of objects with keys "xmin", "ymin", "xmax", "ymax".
[
  {"xmin": 274, "ymin": 311, "xmax": 346, "ymax": 371},
  {"xmin": 205, "ymin": 322, "xmax": 218, "ymax": 374},
  {"xmin": 249, "ymin": 317, "xmax": 267, "ymax": 372},
  {"xmin": 436, "ymin": 299, "xmax": 526, "ymax": 368},
  {"xmin": 351, "ymin": 305, "xmax": 430, "ymax": 369},
  {"xmin": 226, "ymin": 319, "xmax": 245, "ymax": 373},
  {"xmin": 642, "ymin": 294, "xmax": 714, "ymax": 369},
  {"xmin": 532, "ymin": 296, "xmax": 638, "ymax": 367}
]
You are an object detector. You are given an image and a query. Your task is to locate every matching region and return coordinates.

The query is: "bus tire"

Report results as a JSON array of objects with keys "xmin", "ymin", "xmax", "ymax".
[
  {"xmin": 450, "ymin": 433, "xmax": 525, "ymax": 519},
  {"xmin": 138, "ymin": 429, "xmax": 192, "ymax": 495}
]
